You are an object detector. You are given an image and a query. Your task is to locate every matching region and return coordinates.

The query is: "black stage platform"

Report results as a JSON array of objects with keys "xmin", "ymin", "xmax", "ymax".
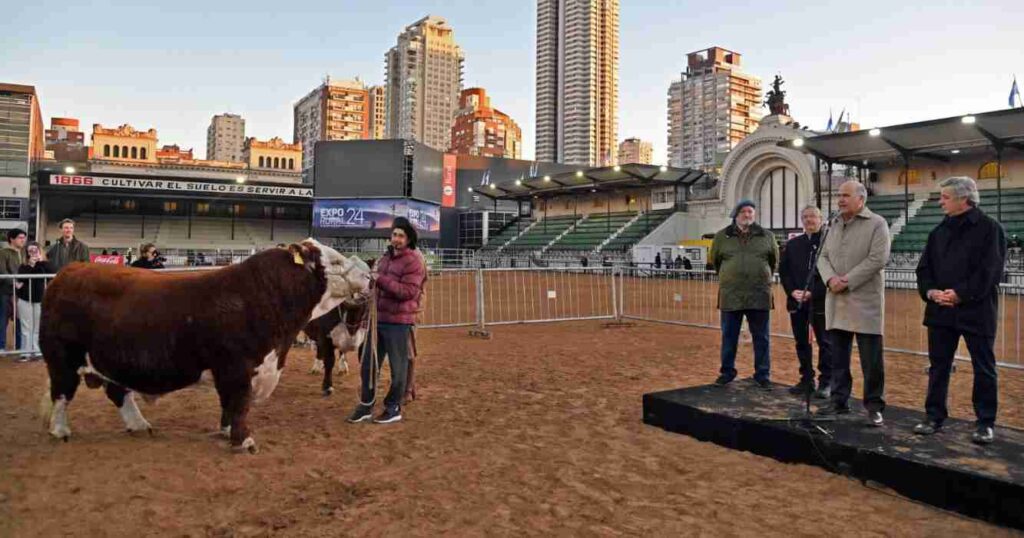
[{"xmin": 643, "ymin": 381, "xmax": 1024, "ymax": 530}]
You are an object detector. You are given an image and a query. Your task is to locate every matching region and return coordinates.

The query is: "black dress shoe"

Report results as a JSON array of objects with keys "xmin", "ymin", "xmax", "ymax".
[
  {"xmin": 913, "ymin": 420, "xmax": 941, "ymax": 435},
  {"xmin": 812, "ymin": 385, "xmax": 831, "ymax": 400},
  {"xmin": 815, "ymin": 404, "xmax": 850, "ymax": 417},
  {"xmin": 754, "ymin": 378, "xmax": 772, "ymax": 391},
  {"xmin": 714, "ymin": 374, "xmax": 735, "ymax": 386},
  {"xmin": 788, "ymin": 382, "xmax": 813, "ymax": 396}
]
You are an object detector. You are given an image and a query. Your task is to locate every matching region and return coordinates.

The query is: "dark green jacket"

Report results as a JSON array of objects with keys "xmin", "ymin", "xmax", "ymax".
[
  {"xmin": 47, "ymin": 237, "xmax": 91, "ymax": 272},
  {"xmin": 0, "ymin": 245, "xmax": 25, "ymax": 296},
  {"xmin": 710, "ymin": 223, "xmax": 779, "ymax": 311}
]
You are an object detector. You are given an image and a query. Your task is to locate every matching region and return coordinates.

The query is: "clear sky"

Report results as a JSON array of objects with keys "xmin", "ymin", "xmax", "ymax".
[{"xmin": 3, "ymin": 0, "xmax": 1022, "ymax": 165}]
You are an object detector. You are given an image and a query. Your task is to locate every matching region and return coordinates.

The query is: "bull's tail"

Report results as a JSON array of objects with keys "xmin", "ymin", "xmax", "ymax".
[{"xmin": 38, "ymin": 378, "xmax": 53, "ymax": 428}]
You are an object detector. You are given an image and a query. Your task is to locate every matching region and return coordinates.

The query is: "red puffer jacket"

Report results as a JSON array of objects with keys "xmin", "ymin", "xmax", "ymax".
[{"xmin": 375, "ymin": 247, "xmax": 426, "ymax": 325}]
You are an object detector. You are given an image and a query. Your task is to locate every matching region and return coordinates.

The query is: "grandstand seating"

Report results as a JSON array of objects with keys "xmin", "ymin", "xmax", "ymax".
[
  {"xmin": 44, "ymin": 214, "xmax": 311, "ymax": 254},
  {"xmin": 891, "ymin": 188, "xmax": 1024, "ymax": 252},
  {"xmin": 548, "ymin": 212, "xmax": 636, "ymax": 251},
  {"xmin": 481, "ymin": 217, "xmax": 534, "ymax": 251},
  {"xmin": 866, "ymin": 194, "xmax": 910, "ymax": 225},
  {"xmin": 504, "ymin": 215, "xmax": 580, "ymax": 250},
  {"xmin": 601, "ymin": 210, "xmax": 674, "ymax": 251}
]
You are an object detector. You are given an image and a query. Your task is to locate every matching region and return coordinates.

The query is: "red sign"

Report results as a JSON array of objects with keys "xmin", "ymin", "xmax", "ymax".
[
  {"xmin": 52, "ymin": 175, "xmax": 95, "ymax": 186},
  {"xmin": 442, "ymin": 153, "xmax": 457, "ymax": 208},
  {"xmin": 90, "ymin": 255, "xmax": 124, "ymax": 265}
]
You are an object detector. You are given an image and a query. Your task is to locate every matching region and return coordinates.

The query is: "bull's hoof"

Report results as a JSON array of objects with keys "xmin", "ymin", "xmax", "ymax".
[
  {"xmin": 322, "ymin": 386, "xmax": 334, "ymax": 397},
  {"xmin": 209, "ymin": 426, "xmax": 231, "ymax": 439},
  {"xmin": 126, "ymin": 426, "xmax": 154, "ymax": 436},
  {"xmin": 232, "ymin": 437, "xmax": 258, "ymax": 455},
  {"xmin": 49, "ymin": 425, "xmax": 72, "ymax": 441},
  {"xmin": 310, "ymin": 360, "xmax": 324, "ymax": 374}
]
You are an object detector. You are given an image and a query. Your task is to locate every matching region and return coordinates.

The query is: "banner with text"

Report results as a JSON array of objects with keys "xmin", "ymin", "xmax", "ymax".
[
  {"xmin": 49, "ymin": 174, "xmax": 312, "ymax": 198},
  {"xmin": 313, "ymin": 198, "xmax": 440, "ymax": 237}
]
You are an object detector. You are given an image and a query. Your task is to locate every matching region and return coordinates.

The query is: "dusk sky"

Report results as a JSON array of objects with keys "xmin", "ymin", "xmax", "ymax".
[{"xmin": 4, "ymin": 0, "xmax": 1022, "ymax": 164}]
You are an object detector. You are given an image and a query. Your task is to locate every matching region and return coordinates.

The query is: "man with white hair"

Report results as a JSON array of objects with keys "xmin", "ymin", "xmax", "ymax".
[
  {"xmin": 915, "ymin": 176, "xmax": 1005, "ymax": 444},
  {"xmin": 816, "ymin": 181, "xmax": 890, "ymax": 426}
]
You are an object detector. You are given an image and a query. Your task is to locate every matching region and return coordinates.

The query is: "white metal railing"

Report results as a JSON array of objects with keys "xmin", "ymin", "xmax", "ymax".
[{"xmin": 8, "ymin": 265, "xmax": 1023, "ymax": 371}]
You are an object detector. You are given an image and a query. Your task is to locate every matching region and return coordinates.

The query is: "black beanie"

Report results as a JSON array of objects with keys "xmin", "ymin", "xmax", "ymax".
[{"xmin": 392, "ymin": 216, "xmax": 418, "ymax": 250}]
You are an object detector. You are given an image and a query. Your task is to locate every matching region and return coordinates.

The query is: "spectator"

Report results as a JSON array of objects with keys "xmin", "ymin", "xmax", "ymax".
[
  {"xmin": 101, "ymin": 249, "xmax": 109, "ymax": 256},
  {"xmin": 682, "ymin": 257, "xmax": 693, "ymax": 271},
  {"xmin": 709, "ymin": 200, "xmax": 779, "ymax": 390},
  {"xmin": 16, "ymin": 242, "xmax": 52, "ymax": 361},
  {"xmin": 0, "ymin": 228, "xmax": 27, "ymax": 351},
  {"xmin": 131, "ymin": 243, "xmax": 165, "ymax": 269},
  {"xmin": 46, "ymin": 219, "xmax": 90, "ymax": 272},
  {"xmin": 580, "ymin": 256, "xmax": 588, "ymax": 268},
  {"xmin": 654, "ymin": 252, "xmax": 662, "ymax": 269},
  {"xmin": 674, "ymin": 254, "xmax": 684, "ymax": 269}
]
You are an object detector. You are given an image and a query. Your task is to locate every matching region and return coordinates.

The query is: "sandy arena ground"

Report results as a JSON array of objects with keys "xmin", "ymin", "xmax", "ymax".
[{"xmin": 1, "ymin": 318, "xmax": 1023, "ymax": 537}]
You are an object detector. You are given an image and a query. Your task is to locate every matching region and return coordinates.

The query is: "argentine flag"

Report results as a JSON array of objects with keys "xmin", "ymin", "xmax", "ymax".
[
  {"xmin": 1011, "ymin": 77, "xmax": 1021, "ymax": 108},
  {"xmin": 826, "ymin": 110, "xmax": 834, "ymax": 132}
]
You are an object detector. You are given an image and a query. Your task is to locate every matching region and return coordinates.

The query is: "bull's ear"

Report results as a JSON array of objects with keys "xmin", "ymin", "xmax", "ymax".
[
  {"xmin": 287, "ymin": 243, "xmax": 316, "ymax": 271},
  {"xmin": 366, "ymin": 257, "xmax": 376, "ymax": 269}
]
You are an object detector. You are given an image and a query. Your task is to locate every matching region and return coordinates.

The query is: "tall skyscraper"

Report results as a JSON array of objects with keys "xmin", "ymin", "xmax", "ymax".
[
  {"xmin": 617, "ymin": 137, "xmax": 653, "ymax": 165},
  {"xmin": 368, "ymin": 85, "xmax": 387, "ymax": 140},
  {"xmin": 667, "ymin": 47, "xmax": 762, "ymax": 172},
  {"xmin": 385, "ymin": 15, "xmax": 465, "ymax": 151},
  {"xmin": 206, "ymin": 113, "xmax": 246, "ymax": 162},
  {"xmin": 293, "ymin": 77, "xmax": 370, "ymax": 183},
  {"xmin": 450, "ymin": 88, "xmax": 522, "ymax": 159},
  {"xmin": 536, "ymin": 0, "xmax": 619, "ymax": 166}
]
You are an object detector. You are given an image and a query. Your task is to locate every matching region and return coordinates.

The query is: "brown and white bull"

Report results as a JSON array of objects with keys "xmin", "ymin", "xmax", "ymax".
[
  {"xmin": 39, "ymin": 239, "xmax": 370, "ymax": 453},
  {"xmin": 304, "ymin": 299, "xmax": 370, "ymax": 396}
]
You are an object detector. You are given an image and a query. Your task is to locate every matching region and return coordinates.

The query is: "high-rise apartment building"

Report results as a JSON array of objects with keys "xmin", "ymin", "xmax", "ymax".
[
  {"xmin": 0, "ymin": 83, "xmax": 43, "ymax": 232},
  {"xmin": 536, "ymin": 0, "xmax": 619, "ymax": 166},
  {"xmin": 385, "ymin": 15, "xmax": 464, "ymax": 151},
  {"xmin": 45, "ymin": 117, "xmax": 88, "ymax": 161},
  {"xmin": 368, "ymin": 85, "xmax": 387, "ymax": 140},
  {"xmin": 617, "ymin": 137, "xmax": 653, "ymax": 165},
  {"xmin": 293, "ymin": 77, "xmax": 370, "ymax": 183},
  {"xmin": 206, "ymin": 113, "xmax": 245, "ymax": 162},
  {"xmin": 667, "ymin": 47, "xmax": 762, "ymax": 172},
  {"xmin": 450, "ymin": 88, "xmax": 522, "ymax": 159}
]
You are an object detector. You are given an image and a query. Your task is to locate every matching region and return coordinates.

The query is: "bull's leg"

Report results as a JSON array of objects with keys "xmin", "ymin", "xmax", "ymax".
[
  {"xmin": 336, "ymin": 351, "xmax": 349, "ymax": 376},
  {"xmin": 213, "ymin": 371, "xmax": 257, "ymax": 454},
  {"xmin": 44, "ymin": 347, "xmax": 85, "ymax": 441},
  {"xmin": 104, "ymin": 384, "xmax": 152, "ymax": 435},
  {"xmin": 321, "ymin": 347, "xmax": 336, "ymax": 397}
]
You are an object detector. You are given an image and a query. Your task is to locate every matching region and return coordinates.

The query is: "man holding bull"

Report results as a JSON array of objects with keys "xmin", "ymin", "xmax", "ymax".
[{"xmin": 348, "ymin": 217, "xmax": 426, "ymax": 425}]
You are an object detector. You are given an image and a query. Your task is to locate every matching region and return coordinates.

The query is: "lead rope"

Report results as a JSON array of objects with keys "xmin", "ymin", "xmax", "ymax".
[{"xmin": 361, "ymin": 282, "xmax": 381, "ymax": 406}]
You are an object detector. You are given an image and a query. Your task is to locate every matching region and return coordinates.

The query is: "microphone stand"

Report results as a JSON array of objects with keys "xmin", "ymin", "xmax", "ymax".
[{"xmin": 786, "ymin": 211, "xmax": 839, "ymax": 435}]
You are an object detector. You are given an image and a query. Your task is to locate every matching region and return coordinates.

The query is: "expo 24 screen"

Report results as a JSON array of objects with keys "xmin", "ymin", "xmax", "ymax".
[{"xmin": 313, "ymin": 198, "xmax": 441, "ymax": 238}]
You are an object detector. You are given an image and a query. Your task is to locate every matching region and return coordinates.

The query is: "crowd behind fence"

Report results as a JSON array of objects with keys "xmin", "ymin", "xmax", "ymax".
[{"xmin": 3, "ymin": 266, "xmax": 1021, "ymax": 371}]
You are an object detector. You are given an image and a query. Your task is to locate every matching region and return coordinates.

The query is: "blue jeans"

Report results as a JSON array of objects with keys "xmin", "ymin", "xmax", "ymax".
[
  {"xmin": 720, "ymin": 309, "xmax": 771, "ymax": 382},
  {"xmin": 0, "ymin": 296, "xmax": 21, "ymax": 350},
  {"xmin": 359, "ymin": 323, "xmax": 412, "ymax": 412}
]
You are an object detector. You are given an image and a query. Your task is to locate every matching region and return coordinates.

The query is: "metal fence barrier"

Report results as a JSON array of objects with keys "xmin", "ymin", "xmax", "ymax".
[{"xmin": 6, "ymin": 265, "xmax": 1021, "ymax": 371}]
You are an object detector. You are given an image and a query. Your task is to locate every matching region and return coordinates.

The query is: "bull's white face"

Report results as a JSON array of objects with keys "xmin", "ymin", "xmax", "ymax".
[{"xmin": 304, "ymin": 238, "xmax": 372, "ymax": 321}]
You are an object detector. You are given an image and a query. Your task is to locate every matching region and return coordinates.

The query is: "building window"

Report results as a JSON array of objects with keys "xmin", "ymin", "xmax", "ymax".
[
  {"xmin": 122, "ymin": 146, "xmax": 129, "ymax": 158},
  {"xmin": 979, "ymin": 161, "xmax": 1001, "ymax": 180},
  {"xmin": 259, "ymin": 156, "xmax": 264, "ymax": 167},
  {"xmin": 163, "ymin": 202, "xmax": 178, "ymax": 213},
  {"xmin": 103, "ymin": 144, "xmax": 111, "ymax": 157},
  {"xmin": 897, "ymin": 169, "xmax": 921, "ymax": 185},
  {"xmin": 131, "ymin": 147, "xmax": 138, "ymax": 159},
  {"xmin": 140, "ymin": 147, "xmax": 147, "ymax": 159},
  {"xmin": 273, "ymin": 157, "xmax": 280, "ymax": 169},
  {"xmin": 113, "ymin": 146, "xmax": 120, "ymax": 158},
  {"xmin": 288, "ymin": 158, "xmax": 294, "ymax": 170},
  {"xmin": 196, "ymin": 203, "xmax": 210, "ymax": 214}
]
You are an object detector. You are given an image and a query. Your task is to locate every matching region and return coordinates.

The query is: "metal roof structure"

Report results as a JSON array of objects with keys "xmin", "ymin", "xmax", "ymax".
[
  {"xmin": 782, "ymin": 107, "xmax": 1024, "ymax": 166},
  {"xmin": 469, "ymin": 163, "xmax": 710, "ymax": 201}
]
